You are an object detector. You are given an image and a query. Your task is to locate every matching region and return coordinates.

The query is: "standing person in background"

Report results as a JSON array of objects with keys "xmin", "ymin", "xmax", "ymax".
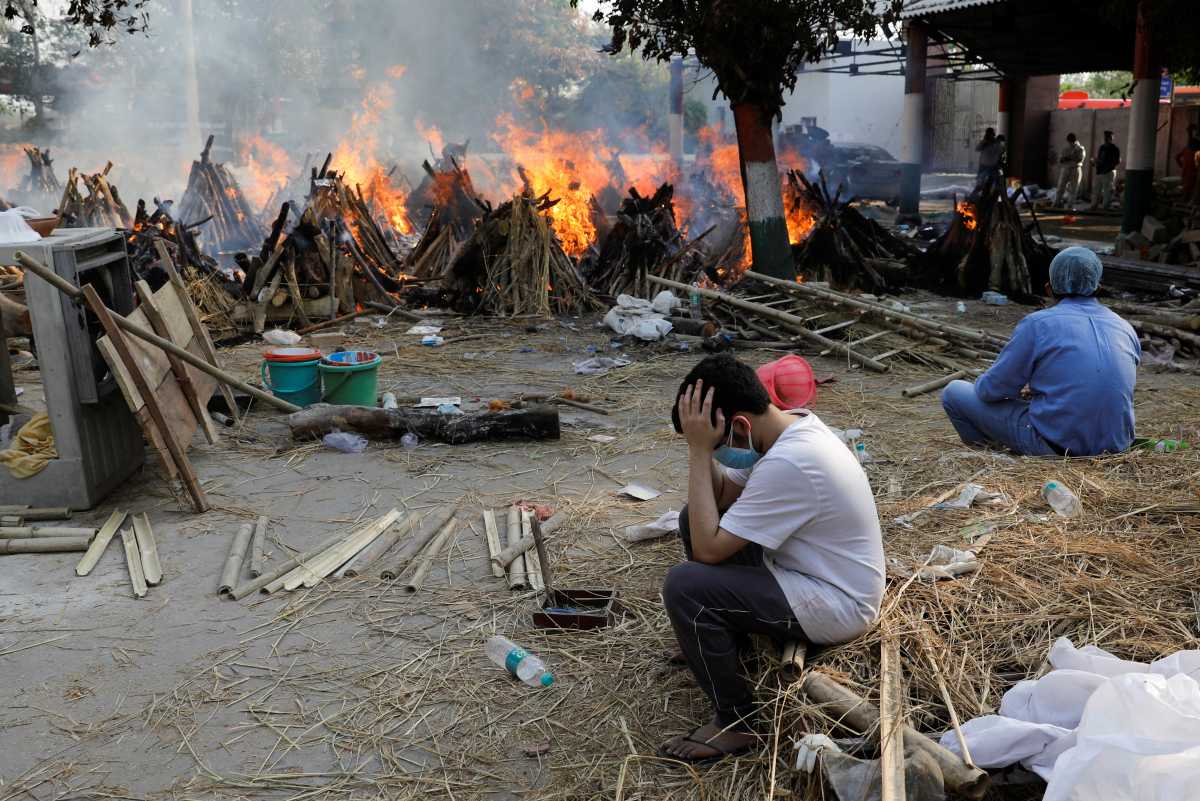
[
  {"xmin": 1054, "ymin": 133, "xmax": 1086, "ymax": 209},
  {"xmin": 1091, "ymin": 130, "xmax": 1120, "ymax": 211},
  {"xmin": 975, "ymin": 127, "xmax": 1004, "ymax": 188},
  {"xmin": 1179, "ymin": 124, "xmax": 1200, "ymax": 201}
]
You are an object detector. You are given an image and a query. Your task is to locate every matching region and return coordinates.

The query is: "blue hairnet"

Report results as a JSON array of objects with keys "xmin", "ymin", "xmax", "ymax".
[{"xmin": 1049, "ymin": 247, "xmax": 1103, "ymax": 296}]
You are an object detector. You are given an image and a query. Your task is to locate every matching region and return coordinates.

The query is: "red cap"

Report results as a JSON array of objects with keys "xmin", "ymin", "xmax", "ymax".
[{"xmin": 756, "ymin": 354, "xmax": 816, "ymax": 409}]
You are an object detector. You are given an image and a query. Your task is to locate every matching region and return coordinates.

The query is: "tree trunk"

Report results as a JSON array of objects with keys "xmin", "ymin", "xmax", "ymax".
[
  {"xmin": 288, "ymin": 404, "xmax": 561, "ymax": 444},
  {"xmin": 731, "ymin": 103, "xmax": 792, "ymax": 279}
]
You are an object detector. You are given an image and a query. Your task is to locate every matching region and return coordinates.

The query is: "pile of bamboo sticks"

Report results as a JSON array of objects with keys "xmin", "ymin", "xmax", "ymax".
[
  {"xmin": 221, "ymin": 507, "xmax": 461, "ymax": 600},
  {"xmin": 177, "ymin": 136, "xmax": 264, "ymax": 255},
  {"xmin": 58, "ymin": 164, "xmax": 132, "ymax": 228},
  {"xmin": 482, "ymin": 507, "xmax": 565, "ymax": 593}
]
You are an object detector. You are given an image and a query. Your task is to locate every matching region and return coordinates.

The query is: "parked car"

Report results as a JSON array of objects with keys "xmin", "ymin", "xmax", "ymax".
[{"xmin": 823, "ymin": 143, "xmax": 903, "ymax": 204}]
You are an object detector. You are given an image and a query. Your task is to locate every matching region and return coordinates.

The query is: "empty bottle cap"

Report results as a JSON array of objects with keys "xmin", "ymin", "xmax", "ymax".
[{"xmin": 540, "ymin": 674, "xmax": 555, "ymax": 688}]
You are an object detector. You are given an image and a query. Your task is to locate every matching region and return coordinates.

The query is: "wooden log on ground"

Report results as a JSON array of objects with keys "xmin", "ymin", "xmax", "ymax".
[
  {"xmin": 799, "ymin": 671, "xmax": 989, "ymax": 800},
  {"xmin": 0, "ymin": 506, "xmax": 72, "ymax": 521},
  {"xmin": 133, "ymin": 514, "xmax": 162, "ymax": 586},
  {"xmin": 380, "ymin": 506, "xmax": 458, "ymax": 581},
  {"xmin": 879, "ymin": 636, "xmax": 908, "ymax": 801},
  {"xmin": 901, "ymin": 370, "xmax": 973, "ymax": 398},
  {"xmin": 1, "ymin": 537, "xmax": 92, "ymax": 554},
  {"xmin": 287, "ymin": 404, "xmax": 560, "ymax": 444}
]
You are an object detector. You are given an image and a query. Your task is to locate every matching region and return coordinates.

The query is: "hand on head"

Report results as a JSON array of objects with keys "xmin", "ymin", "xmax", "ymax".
[{"xmin": 676, "ymin": 379, "xmax": 726, "ymax": 451}]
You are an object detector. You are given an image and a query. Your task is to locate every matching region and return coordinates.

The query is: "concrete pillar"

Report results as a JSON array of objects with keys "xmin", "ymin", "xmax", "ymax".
[
  {"xmin": 898, "ymin": 22, "xmax": 927, "ymax": 224},
  {"xmin": 669, "ymin": 57, "xmax": 685, "ymax": 177},
  {"xmin": 1123, "ymin": 0, "xmax": 1157, "ymax": 233},
  {"xmin": 997, "ymin": 79, "xmax": 1013, "ymax": 139}
]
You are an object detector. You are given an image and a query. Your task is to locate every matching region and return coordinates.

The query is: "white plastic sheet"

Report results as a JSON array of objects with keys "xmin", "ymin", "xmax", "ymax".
[
  {"xmin": 0, "ymin": 209, "xmax": 40, "ymax": 244},
  {"xmin": 942, "ymin": 638, "xmax": 1200, "ymax": 800},
  {"xmin": 602, "ymin": 292, "xmax": 679, "ymax": 341}
]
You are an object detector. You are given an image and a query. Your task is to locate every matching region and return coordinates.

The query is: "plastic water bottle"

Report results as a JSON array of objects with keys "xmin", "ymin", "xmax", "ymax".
[
  {"xmin": 1153, "ymin": 439, "xmax": 1190, "ymax": 453},
  {"xmin": 1042, "ymin": 481, "xmax": 1081, "ymax": 517},
  {"xmin": 689, "ymin": 284, "xmax": 703, "ymax": 320},
  {"xmin": 400, "ymin": 432, "xmax": 419, "ymax": 449},
  {"xmin": 486, "ymin": 636, "xmax": 554, "ymax": 688},
  {"xmin": 382, "ymin": 392, "xmax": 398, "ymax": 410},
  {"xmin": 854, "ymin": 442, "xmax": 873, "ymax": 464},
  {"xmin": 955, "ymin": 301, "xmax": 967, "ymax": 314}
]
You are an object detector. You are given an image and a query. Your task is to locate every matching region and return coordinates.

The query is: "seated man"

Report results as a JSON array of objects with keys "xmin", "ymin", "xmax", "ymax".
[
  {"xmin": 942, "ymin": 247, "xmax": 1140, "ymax": 456},
  {"xmin": 659, "ymin": 354, "xmax": 884, "ymax": 763}
]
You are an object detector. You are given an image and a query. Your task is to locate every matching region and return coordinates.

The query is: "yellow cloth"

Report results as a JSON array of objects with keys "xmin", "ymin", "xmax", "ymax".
[{"xmin": 0, "ymin": 413, "xmax": 57, "ymax": 478}]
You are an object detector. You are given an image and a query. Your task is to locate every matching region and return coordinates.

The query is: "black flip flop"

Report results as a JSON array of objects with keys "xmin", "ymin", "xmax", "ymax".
[{"xmin": 656, "ymin": 727, "xmax": 758, "ymax": 765}]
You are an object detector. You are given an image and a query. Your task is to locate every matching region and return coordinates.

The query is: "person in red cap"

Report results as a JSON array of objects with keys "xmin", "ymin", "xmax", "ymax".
[{"xmin": 657, "ymin": 353, "xmax": 884, "ymax": 763}]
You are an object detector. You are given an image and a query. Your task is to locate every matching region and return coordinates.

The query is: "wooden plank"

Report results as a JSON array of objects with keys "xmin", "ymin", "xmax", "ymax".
[
  {"xmin": 135, "ymin": 280, "xmax": 219, "ymax": 444},
  {"xmin": 84, "ymin": 285, "xmax": 210, "ymax": 513},
  {"xmin": 880, "ymin": 635, "xmax": 908, "ymax": 801},
  {"xmin": 154, "ymin": 240, "xmax": 240, "ymax": 425},
  {"xmin": 120, "ymin": 527, "xmax": 148, "ymax": 598},
  {"xmin": 75, "ymin": 511, "xmax": 126, "ymax": 576},
  {"xmin": 132, "ymin": 513, "xmax": 163, "ymax": 586}
]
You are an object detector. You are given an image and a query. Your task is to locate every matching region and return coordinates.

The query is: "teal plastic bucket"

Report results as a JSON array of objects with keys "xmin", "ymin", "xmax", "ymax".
[
  {"xmin": 262, "ymin": 347, "xmax": 323, "ymax": 407},
  {"xmin": 320, "ymin": 351, "xmax": 382, "ymax": 407}
]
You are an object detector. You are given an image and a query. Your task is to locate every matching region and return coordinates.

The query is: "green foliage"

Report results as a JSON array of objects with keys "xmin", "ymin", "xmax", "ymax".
[
  {"xmin": 573, "ymin": 0, "xmax": 902, "ymax": 115},
  {"xmin": 1061, "ymin": 71, "xmax": 1133, "ymax": 99},
  {"xmin": 4, "ymin": 0, "xmax": 148, "ymax": 47}
]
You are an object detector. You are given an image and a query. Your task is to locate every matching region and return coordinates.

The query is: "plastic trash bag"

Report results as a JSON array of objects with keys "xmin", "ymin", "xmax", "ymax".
[
  {"xmin": 323, "ymin": 431, "xmax": 367, "ymax": 453},
  {"xmin": 263, "ymin": 329, "xmax": 302, "ymax": 346},
  {"xmin": 620, "ymin": 510, "xmax": 679, "ymax": 542}
]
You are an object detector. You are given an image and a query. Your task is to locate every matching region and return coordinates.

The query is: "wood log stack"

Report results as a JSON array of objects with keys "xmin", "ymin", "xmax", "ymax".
[
  {"xmin": 21, "ymin": 147, "xmax": 61, "ymax": 196},
  {"xmin": 177, "ymin": 136, "xmax": 265, "ymax": 257},
  {"xmin": 57, "ymin": 164, "xmax": 132, "ymax": 228},
  {"xmin": 913, "ymin": 176, "xmax": 1054, "ymax": 300},
  {"xmin": 584, "ymin": 183, "xmax": 691, "ymax": 299},
  {"xmin": 786, "ymin": 170, "xmax": 915, "ymax": 293},
  {"xmin": 406, "ymin": 149, "xmax": 488, "ymax": 282},
  {"xmin": 445, "ymin": 191, "xmax": 602, "ymax": 317}
]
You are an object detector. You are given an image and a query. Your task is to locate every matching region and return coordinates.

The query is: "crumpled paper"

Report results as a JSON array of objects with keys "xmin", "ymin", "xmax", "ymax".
[
  {"xmin": 620, "ymin": 510, "xmax": 679, "ymax": 542},
  {"xmin": 573, "ymin": 356, "xmax": 631, "ymax": 376}
]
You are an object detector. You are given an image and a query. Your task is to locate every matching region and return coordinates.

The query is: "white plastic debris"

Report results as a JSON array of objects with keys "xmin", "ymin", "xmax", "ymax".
[
  {"xmin": 323, "ymin": 430, "xmax": 367, "ymax": 453},
  {"xmin": 794, "ymin": 733, "xmax": 841, "ymax": 773},
  {"xmin": 619, "ymin": 483, "xmax": 661, "ymax": 501},
  {"xmin": 620, "ymin": 510, "xmax": 679, "ymax": 542},
  {"xmin": 262, "ymin": 329, "xmax": 302, "ymax": 346},
  {"xmin": 0, "ymin": 209, "xmax": 41, "ymax": 244},
  {"xmin": 573, "ymin": 356, "xmax": 631, "ymax": 376},
  {"xmin": 602, "ymin": 293, "xmax": 677, "ymax": 341}
]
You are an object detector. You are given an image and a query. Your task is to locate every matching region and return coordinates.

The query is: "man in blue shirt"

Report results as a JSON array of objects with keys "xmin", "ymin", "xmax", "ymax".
[{"xmin": 941, "ymin": 247, "xmax": 1140, "ymax": 456}]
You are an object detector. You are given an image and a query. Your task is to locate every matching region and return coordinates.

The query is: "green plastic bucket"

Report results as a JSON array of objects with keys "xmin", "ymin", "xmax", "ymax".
[
  {"xmin": 320, "ymin": 351, "xmax": 382, "ymax": 407},
  {"xmin": 262, "ymin": 347, "xmax": 323, "ymax": 408}
]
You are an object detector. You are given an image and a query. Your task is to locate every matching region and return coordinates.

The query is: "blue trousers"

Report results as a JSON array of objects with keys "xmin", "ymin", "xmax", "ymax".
[{"xmin": 941, "ymin": 380, "xmax": 1058, "ymax": 456}]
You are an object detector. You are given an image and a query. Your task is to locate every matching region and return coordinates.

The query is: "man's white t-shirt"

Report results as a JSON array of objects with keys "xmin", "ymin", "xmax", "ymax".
[{"xmin": 719, "ymin": 411, "xmax": 884, "ymax": 644}]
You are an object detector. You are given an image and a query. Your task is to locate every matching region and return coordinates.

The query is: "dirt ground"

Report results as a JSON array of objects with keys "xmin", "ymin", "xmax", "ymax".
[{"xmin": 2, "ymin": 297, "xmax": 1198, "ymax": 801}]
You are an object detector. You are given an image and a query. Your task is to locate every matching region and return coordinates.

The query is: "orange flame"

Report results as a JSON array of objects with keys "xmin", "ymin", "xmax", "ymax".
[
  {"xmin": 331, "ymin": 84, "xmax": 413, "ymax": 235},
  {"xmin": 236, "ymin": 135, "xmax": 296, "ymax": 211},
  {"xmin": 386, "ymin": 64, "xmax": 407, "ymax": 79},
  {"xmin": 415, "ymin": 118, "xmax": 445, "ymax": 156},
  {"xmin": 957, "ymin": 200, "xmax": 978, "ymax": 231},
  {"xmin": 491, "ymin": 113, "xmax": 617, "ymax": 257}
]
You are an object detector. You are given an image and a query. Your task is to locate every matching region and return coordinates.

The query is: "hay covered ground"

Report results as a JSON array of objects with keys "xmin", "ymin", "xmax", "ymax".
[{"xmin": 2, "ymin": 295, "xmax": 1198, "ymax": 801}]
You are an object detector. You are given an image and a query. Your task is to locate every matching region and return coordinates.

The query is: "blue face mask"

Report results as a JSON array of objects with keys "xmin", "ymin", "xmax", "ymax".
[{"xmin": 713, "ymin": 418, "xmax": 761, "ymax": 469}]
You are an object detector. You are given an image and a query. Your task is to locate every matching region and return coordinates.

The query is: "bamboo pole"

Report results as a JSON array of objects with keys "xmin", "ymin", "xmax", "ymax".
[
  {"xmin": 0, "ymin": 527, "xmax": 96, "ymax": 539},
  {"xmin": 901, "ymin": 370, "xmax": 972, "ymax": 398},
  {"xmin": 879, "ymin": 635, "xmax": 908, "ymax": 801},
  {"xmin": 522, "ymin": 510, "xmax": 544, "ymax": 593},
  {"xmin": 120, "ymin": 528, "xmax": 148, "ymax": 599},
  {"xmin": 744, "ymin": 270, "xmax": 1011, "ymax": 350},
  {"xmin": 379, "ymin": 506, "xmax": 457, "ymax": 580},
  {"xmin": 218, "ymin": 523, "xmax": 254, "ymax": 595},
  {"xmin": 482, "ymin": 509, "xmax": 505, "ymax": 579},
  {"xmin": 340, "ymin": 512, "xmax": 419, "ymax": 578},
  {"xmin": 920, "ymin": 635, "xmax": 975, "ymax": 768},
  {"xmin": 504, "ymin": 506, "xmax": 527, "ymax": 591},
  {"xmin": 0, "ymin": 506, "xmax": 70, "ymax": 520},
  {"xmin": 14, "ymin": 251, "xmax": 301, "ymax": 414},
  {"xmin": 402, "ymin": 518, "xmax": 458, "ymax": 594},
  {"xmin": 646, "ymin": 275, "xmax": 889, "ymax": 372},
  {"xmin": 229, "ymin": 530, "xmax": 348, "ymax": 600},
  {"xmin": 287, "ymin": 509, "xmax": 402, "ymax": 590},
  {"xmin": 492, "ymin": 511, "xmax": 566, "ymax": 570},
  {"xmin": 75, "ymin": 511, "xmax": 126, "ymax": 576},
  {"xmin": 529, "ymin": 514, "xmax": 556, "ymax": 602},
  {"xmin": 132, "ymin": 514, "xmax": 162, "ymax": 586},
  {"xmin": 1, "ymin": 537, "xmax": 91, "ymax": 555},
  {"xmin": 780, "ymin": 640, "xmax": 807, "ymax": 680},
  {"xmin": 249, "ymin": 516, "xmax": 268, "ymax": 578}
]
